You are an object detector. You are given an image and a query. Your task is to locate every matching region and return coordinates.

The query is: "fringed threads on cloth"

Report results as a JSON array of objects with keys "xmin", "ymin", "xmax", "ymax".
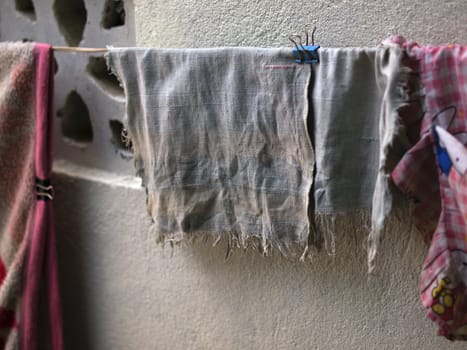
[
  {"xmin": 149, "ymin": 225, "xmax": 312, "ymax": 261},
  {"xmin": 120, "ymin": 126, "xmax": 132, "ymax": 151},
  {"xmin": 368, "ymin": 40, "xmax": 426, "ymax": 272},
  {"xmin": 315, "ymin": 210, "xmax": 371, "ymax": 256},
  {"xmin": 107, "ymin": 47, "xmax": 314, "ymax": 260},
  {"xmin": 107, "ymin": 45, "xmax": 420, "ymax": 267},
  {"xmin": 314, "ymin": 206, "xmax": 411, "ymax": 260},
  {"xmin": 309, "ymin": 46, "xmax": 416, "ymax": 272}
]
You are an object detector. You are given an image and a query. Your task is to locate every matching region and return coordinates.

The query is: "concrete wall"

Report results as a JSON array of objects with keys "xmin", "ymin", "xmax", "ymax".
[
  {"xmin": 134, "ymin": 0, "xmax": 467, "ymax": 48},
  {"xmin": 2, "ymin": 0, "xmax": 467, "ymax": 349}
]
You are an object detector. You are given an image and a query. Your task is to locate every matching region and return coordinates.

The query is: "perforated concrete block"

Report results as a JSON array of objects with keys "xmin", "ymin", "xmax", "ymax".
[{"xmin": 0, "ymin": 0, "xmax": 136, "ymax": 174}]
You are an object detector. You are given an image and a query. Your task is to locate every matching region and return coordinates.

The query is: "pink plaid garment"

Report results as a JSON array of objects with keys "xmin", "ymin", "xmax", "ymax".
[
  {"xmin": 391, "ymin": 38, "xmax": 467, "ymax": 339},
  {"xmin": 429, "ymin": 126, "xmax": 467, "ymax": 338}
]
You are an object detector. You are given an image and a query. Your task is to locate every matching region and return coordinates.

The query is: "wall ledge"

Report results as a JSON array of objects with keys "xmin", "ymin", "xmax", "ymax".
[{"xmin": 53, "ymin": 159, "xmax": 142, "ymax": 190}]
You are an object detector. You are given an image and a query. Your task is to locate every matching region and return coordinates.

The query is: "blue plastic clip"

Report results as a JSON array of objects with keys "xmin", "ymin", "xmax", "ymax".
[
  {"xmin": 290, "ymin": 27, "xmax": 320, "ymax": 64},
  {"xmin": 293, "ymin": 45, "xmax": 320, "ymax": 64}
]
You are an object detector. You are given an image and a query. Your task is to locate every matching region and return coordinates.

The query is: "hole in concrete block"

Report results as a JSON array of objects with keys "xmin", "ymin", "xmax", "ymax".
[
  {"xmin": 101, "ymin": 0, "xmax": 125, "ymax": 29},
  {"xmin": 109, "ymin": 119, "xmax": 132, "ymax": 157},
  {"xmin": 53, "ymin": 0, "xmax": 87, "ymax": 46},
  {"xmin": 86, "ymin": 56, "xmax": 124, "ymax": 97},
  {"xmin": 15, "ymin": 0, "xmax": 36, "ymax": 21},
  {"xmin": 57, "ymin": 91, "xmax": 93, "ymax": 144}
]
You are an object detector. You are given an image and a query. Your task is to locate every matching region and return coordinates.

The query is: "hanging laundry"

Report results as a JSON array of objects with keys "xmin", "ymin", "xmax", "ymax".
[
  {"xmin": 107, "ymin": 48, "xmax": 314, "ymax": 257},
  {"xmin": 0, "ymin": 41, "xmax": 35, "ymax": 350},
  {"xmin": 389, "ymin": 37, "xmax": 441, "ymax": 243},
  {"xmin": 391, "ymin": 37, "xmax": 467, "ymax": 340},
  {"xmin": 0, "ymin": 42, "xmax": 63, "ymax": 350},
  {"xmin": 310, "ymin": 47, "xmax": 411, "ymax": 269}
]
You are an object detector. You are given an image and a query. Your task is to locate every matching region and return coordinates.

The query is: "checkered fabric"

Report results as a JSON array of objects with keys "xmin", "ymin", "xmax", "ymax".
[
  {"xmin": 391, "ymin": 135, "xmax": 441, "ymax": 241},
  {"xmin": 391, "ymin": 39, "xmax": 467, "ymax": 339}
]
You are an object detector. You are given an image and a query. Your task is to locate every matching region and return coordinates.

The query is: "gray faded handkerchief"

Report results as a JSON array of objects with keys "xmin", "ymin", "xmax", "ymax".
[
  {"xmin": 311, "ymin": 47, "xmax": 409, "ymax": 269},
  {"xmin": 107, "ymin": 48, "xmax": 314, "ymax": 256}
]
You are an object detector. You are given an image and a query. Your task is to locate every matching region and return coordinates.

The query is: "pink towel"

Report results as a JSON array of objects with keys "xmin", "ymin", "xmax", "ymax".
[
  {"xmin": 0, "ymin": 41, "xmax": 63, "ymax": 349},
  {"xmin": 21, "ymin": 43, "xmax": 63, "ymax": 350},
  {"xmin": 0, "ymin": 42, "xmax": 36, "ymax": 350}
]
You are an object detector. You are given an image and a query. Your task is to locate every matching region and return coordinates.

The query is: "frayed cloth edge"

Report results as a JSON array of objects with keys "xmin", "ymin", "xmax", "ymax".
[
  {"xmin": 314, "ymin": 206, "xmax": 411, "ymax": 261},
  {"xmin": 368, "ymin": 44, "xmax": 424, "ymax": 273},
  {"xmin": 150, "ymin": 226, "xmax": 313, "ymax": 261}
]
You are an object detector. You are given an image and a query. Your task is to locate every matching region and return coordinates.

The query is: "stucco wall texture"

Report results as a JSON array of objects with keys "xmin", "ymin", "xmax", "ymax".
[
  {"xmin": 134, "ymin": 0, "xmax": 467, "ymax": 48},
  {"xmin": 4, "ymin": 0, "xmax": 467, "ymax": 349},
  {"xmin": 55, "ymin": 169, "xmax": 465, "ymax": 350}
]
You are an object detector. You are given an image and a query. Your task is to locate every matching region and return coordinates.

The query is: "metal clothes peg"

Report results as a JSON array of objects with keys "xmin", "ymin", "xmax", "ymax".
[{"xmin": 289, "ymin": 34, "xmax": 305, "ymax": 62}]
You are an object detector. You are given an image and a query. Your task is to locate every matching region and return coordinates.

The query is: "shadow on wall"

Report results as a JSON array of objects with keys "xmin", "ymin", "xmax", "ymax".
[
  {"xmin": 53, "ymin": 173, "xmax": 94, "ymax": 350},
  {"xmin": 51, "ymin": 169, "xmax": 460, "ymax": 349}
]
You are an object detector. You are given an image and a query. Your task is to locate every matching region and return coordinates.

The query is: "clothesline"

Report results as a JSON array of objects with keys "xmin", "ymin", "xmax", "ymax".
[
  {"xmin": 51, "ymin": 27, "xmax": 318, "ymax": 54},
  {"xmin": 51, "ymin": 45, "xmax": 321, "ymax": 64}
]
